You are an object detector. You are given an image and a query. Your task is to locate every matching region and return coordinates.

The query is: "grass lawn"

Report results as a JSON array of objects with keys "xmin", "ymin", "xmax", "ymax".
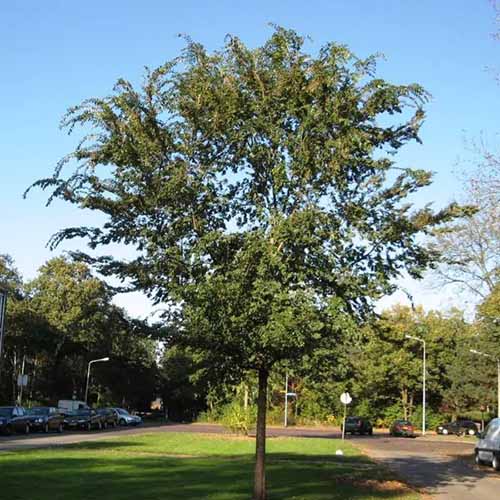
[{"xmin": 0, "ymin": 432, "xmax": 420, "ymax": 499}]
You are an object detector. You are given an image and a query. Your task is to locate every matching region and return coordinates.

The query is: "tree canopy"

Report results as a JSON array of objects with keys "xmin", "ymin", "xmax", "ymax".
[{"xmin": 30, "ymin": 28, "xmax": 468, "ymax": 499}]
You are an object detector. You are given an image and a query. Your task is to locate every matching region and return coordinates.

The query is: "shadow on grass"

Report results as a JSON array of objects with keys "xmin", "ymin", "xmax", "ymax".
[{"xmin": 0, "ymin": 447, "xmax": 419, "ymax": 500}]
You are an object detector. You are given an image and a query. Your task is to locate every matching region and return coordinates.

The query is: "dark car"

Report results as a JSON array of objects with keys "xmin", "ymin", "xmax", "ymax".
[
  {"xmin": 436, "ymin": 420, "xmax": 478, "ymax": 436},
  {"xmin": 64, "ymin": 408, "xmax": 105, "ymax": 431},
  {"xmin": 26, "ymin": 407, "xmax": 64, "ymax": 433},
  {"xmin": 390, "ymin": 419, "xmax": 416, "ymax": 437},
  {"xmin": 113, "ymin": 408, "xmax": 143, "ymax": 426},
  {"xmin": 0, "ymin": 406, "xmax": 32, "ymax": 435},
  {"xmin": 96, "ymin": 408, "xmax": 118, "ymax": 429},
  {"xmin": 342, "ymin": 416, "xmax": 373, "ymax": 435}
]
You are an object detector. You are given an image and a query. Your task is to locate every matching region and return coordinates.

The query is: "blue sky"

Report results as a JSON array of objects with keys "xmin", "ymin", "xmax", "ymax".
[{"xmin": 1, "ymin": 0, "xmax": 498, "ymax": 317}]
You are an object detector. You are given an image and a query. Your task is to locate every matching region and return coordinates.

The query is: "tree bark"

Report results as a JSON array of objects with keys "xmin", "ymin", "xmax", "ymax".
[
  {"xmin": 244, "ymin": 383, "xmax": 249, "ymax": 411},
  {"xmin": 401, "ymin": 388, "xmax": 408, "ymax": 420},
  {"xmin": 254, "ymin": 368, "xmax": 268, "ymax": 500}
]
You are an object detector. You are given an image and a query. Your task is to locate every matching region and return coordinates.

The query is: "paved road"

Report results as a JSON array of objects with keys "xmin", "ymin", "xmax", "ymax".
[
  {"xmin": 349, "ymin": 434, "xmax": 500, "ymax": 500},
  {"xmin": 1, "ymin": 423, "xmax": 499, "ymax": 499}
]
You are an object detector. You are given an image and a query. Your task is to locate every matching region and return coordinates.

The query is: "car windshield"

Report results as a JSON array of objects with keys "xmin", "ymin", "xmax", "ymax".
[
  {"xmin": 27, "ymin": 408, "xmax": 49, "ymax": 416},
  {"xmin": 0, "ymin": 408, "xmax": 13, "ymax": 417},
  {"xmin": 117, "ymin": 409, "xmax": 129, "ymax": 416},
  {"xmin": 346, "ymin": 417, "xmax": 359, "ymax": 422},
  {"xmin": 397, "ymin": 420, "xmax": 412, "ymax": 425}
]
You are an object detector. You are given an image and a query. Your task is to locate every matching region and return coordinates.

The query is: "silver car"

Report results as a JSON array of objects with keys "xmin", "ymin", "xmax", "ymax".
[
  {"xmin": 114, "ymin": 408, "xmax": 142, "ymax": 426},
  {"xmin": 475, "ymin": 418, "xmax": 500, "ymax": 471}
]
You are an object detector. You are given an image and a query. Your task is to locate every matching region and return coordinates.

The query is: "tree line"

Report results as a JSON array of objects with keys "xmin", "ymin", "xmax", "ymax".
[
  {"xmin": 2, "ymin": 251, "xmax": 498, "ymax": 429},
  {"xmin": 0, "ymin": 255, "xmax": 158, "ymax": 409}
]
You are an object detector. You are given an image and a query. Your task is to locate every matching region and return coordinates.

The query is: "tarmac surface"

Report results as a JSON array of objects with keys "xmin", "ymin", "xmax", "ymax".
[{"xmin": 1, "ymin": 423, "xmax": 499, "ymax": 499}]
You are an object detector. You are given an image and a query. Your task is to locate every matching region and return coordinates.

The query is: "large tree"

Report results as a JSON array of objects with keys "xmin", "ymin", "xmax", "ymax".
[{"xmin": 30, "ymin": 28, "xmax": 466, "ymax": 498}]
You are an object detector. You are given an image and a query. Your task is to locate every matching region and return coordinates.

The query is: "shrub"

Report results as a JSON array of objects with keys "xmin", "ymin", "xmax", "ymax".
[
  {"xmin": 220, "ymin": 401, "xmax": 256, "ymax": 435},
  {"xmin": 411, "ymin": 405, "xmax": 443, "ymax": 431}
]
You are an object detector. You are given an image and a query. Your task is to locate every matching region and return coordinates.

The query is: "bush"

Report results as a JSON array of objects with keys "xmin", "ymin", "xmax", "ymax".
[
  {"xmin": 197, "ymin": 409, "xmax": 220, "ymax": 423},
  {"xmin": 411, "ymin": 405, "xmax": 443, "ymax": 431},
  {"xmin": 378, "ymin": 402, "xmax": 405, "ymax": 428},
  {"xmin": 220, "ymin": 401, "xmax": 256, "ymax": 435}
]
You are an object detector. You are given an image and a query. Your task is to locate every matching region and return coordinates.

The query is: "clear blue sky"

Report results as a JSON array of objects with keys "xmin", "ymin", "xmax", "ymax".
[{"xmin": 1, "ymin": 0, "xmax": 498, "ymax": 317}]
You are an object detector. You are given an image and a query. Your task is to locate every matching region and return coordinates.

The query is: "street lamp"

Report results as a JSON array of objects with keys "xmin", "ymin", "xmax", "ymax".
[
  {"xmin": 470, "ymin": 349, "xmax": 500, "ymax": 418},
  {"xmin": 85, "ymin": 357, "xmax": 110, "ymax": 404},
  {"xmin": 405, "ymin": 334, "xmax": 426, "ymax": 436},
  {"xmin": 0, "ymin": 289, "xmax": 7, "ymax": 380}
]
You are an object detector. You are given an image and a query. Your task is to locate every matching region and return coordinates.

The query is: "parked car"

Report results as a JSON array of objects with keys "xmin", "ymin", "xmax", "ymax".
[
  {"xmin": 114, "ymin": 408, "xmax": 143, "ymax": 426},
  {"xmin": 26, "ymin": 407, "xmax": 64, "ymax": 433},
  {"xmin": 64, "ymin": 408, "xmax": 105, "ymax": 431},
  {"xmin": 0, "ymin": 406, "xmax": 31, "ymax": 435},
  {"xmin": 475, "ymin": 418, "xmax": 500, "ymax": 471},
  {"xmin": 389, "ymin": 419, "xmax": 416, "ymax": 437},
  {"xmin": 341, "ymin": 416, "xmax": 373, "ymax": 435},
  {"xmin": 436, "ymin": 420, "xmax": 478, "ymax": 436},
  {"xmin": 97, "ymin": 408, "xmax": 118, "ymax": 429}
]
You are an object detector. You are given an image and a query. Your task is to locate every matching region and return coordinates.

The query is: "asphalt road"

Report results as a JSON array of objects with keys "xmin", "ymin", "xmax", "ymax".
[
  {"xmin": 1, "ymin": 423, "xmax": 499, "ymax": 499},
  {"xmin": 349, "ymin": 434, "xmax": 500, "ymax": 500}
]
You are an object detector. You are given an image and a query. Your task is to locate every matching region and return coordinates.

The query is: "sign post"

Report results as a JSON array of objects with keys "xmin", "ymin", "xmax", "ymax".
[
  {"xmin": 283, "ymin": 373, "xmax": 297, "ymax": 427},
  {"xmin": 340, "ymin": 392, "xmax": 352, "ymax": 440}
]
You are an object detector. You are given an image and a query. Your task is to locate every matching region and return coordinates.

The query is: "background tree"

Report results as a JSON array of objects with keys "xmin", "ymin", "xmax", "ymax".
[
  {"xmin": 30, "ymin": 28, "xmax": 467, "ymax": 499},
  {"xmin": 432, "ymin": 139, "xmax": 499, "ymax": 298},
  {"xmin": 28, "ymin": 257, "xmax": 111, "ymax": 399},
  {"xmin": 0, "ymin": 254, "xmax": 159, "ymax": 408}
]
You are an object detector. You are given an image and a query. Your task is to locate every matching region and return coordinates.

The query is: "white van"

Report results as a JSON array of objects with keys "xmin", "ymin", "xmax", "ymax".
[
  {"xmin": 475, "ymin": 417, "xmax": 500, "ymax": 471},
  {"xmin": 58, "ymin": 400, "xmax": 89, "ymax": 412}
]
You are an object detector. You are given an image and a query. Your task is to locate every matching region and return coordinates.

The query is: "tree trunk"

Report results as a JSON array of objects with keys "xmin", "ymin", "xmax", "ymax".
[
  {"xmin": 254, "ymin": 369, "xmax": 268, "ymax": 500},
  {"xmin": 401, "ymin": 388, "xmax": 408, "ymax": 420},
  {"xmin": 244, "ymin": 384, "xmax": 249, "ymax": 411}
]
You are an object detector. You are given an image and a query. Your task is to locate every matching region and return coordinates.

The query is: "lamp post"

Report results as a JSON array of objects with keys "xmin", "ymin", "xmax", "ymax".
[
  {"xmin": 0, "ymin": 290, "xmax": 7, "ymax": 381},
  {"xmin": 405, "ymin": 334, "xmax": 426, "ymax": 435},
  {"xmin": 85, "ymin": 357, "xmax": 109, "ymax": 404},
  {"xmin": 470, "ymin": 349, "xmax": 500, "ymax": 419}
]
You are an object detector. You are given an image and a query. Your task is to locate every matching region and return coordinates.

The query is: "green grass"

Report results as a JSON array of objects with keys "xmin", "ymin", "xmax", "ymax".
[{"xmin": 0, "ymin": 433, "xmax": 420, "ymax": 499}]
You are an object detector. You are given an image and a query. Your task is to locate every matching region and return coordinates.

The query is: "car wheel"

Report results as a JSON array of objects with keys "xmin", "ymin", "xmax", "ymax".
[
  {"xmin": 119, "ymin": 418, "xmax": 126, "ymax": 426},
  {"xmin": 103, "ymin": 422, "xmax": 108, "ymax": 430},
  {"xmin": 58, "ymin": 423, "xmax": 63, "ymax": 434},
  {"xmin": 5, "ymin": 424, "xmax": 12, "ymax": 436},
  {"xmin": 86, "ymin": 422, "xmax": 91, "ymax": 431},
  {"xmin": 369, "ymin": 428, "xmax": 373, "ymax": 436},
  {"xmin": 44, "ymin": 423, "xmax": 49, "ymax": 433},
  {"xmin": 468, "ymin": 429, "xmax": 476, "ymax": 436},
  {"xmin": 442, "ymin": 429, "xmax": 449, "ymax": 435},
  {"xmin": 493, "ymin": 455, "xmax": 500, "ymax": 471},
  {"xmin": 475, "ymin": 452, "xmax": 485, "ymax": 466},
  {"xmin": 24, "ymin": 424, "xmax": 30, "ymax": 434}
]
